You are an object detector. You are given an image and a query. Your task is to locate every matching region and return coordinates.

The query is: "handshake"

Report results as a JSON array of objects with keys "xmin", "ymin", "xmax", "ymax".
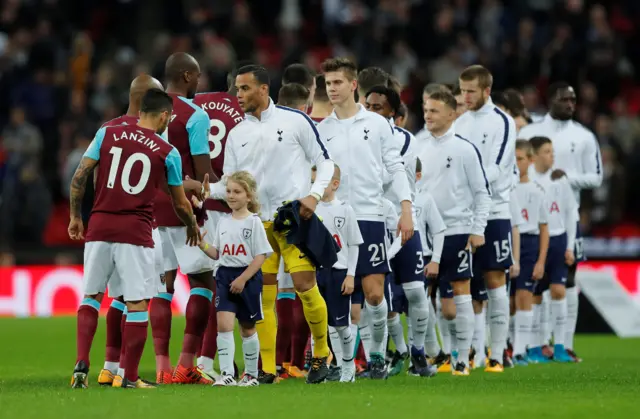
[{"xmin": 184, "ymin": 173, "xmax": 211, "ymax": 208}]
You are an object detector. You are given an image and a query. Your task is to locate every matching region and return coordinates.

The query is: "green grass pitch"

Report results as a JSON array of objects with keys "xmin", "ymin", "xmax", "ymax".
[{"xmin": 0, "ymin": 317, "xmax": 639, "ymax": 419}]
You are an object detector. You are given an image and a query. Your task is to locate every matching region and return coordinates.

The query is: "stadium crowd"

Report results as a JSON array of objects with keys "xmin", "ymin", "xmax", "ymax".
[{"xmin": 1, "ymin": 0, "xmax": 640, "ymax": 265}]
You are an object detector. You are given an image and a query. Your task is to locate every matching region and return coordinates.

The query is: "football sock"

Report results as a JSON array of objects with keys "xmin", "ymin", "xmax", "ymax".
[
  {"xmin": 217, "ymin": 331, "xmax": 235, "ymax": 377},
  {"xmin": 350, "ymin": 324, "xmax": 359, "ymax": 358},
  {"xmin": 256, "ymin": 284, "xmax": 277, "ymax": 374},
  {"xmin": 242, "ymin": 332, "xmax": 260, "ymax": 378},
  {"xmin": 488, "ymin": 285, "xmax": 508, "ymax": 362},
  {"xmin": 150, "ymin": 292, "xmax": 173, "ymax": 372},
  {"xmin": 514, "ymin": 310, "xmax": 533, "ymax": 356},
  {"xmin": 328, "ymin": 326, "xmax": 343, "ymax": 367},
  {"xmin": 550, "ymin": 298, "xmax": 567, "ymax": 347},
  {"xmin": 275, "ymin": 293, "xmax": 295, "ymax": 367},
  {"xmin": 387, "ymin": 314, "xmax": 407, "ymax": 354},
  {"xmin": 472, "ymin": 308, "xmax": 486, "ymax": 358},
  {"xmin": 542, "ymin": 291, "xmax": 552, "ymax": 344},
  {"xmin": 358, "ymin": 310, "xmax": 372, "ymax": 362},
  {"xmin": 454, "ymin": 295, "xmax": 473, "ymax": 366},
  {"xmin": 425, "ymin": 300, "xmax": 441, "ymax": 357},
  {"xmin": 105, "ymin": 300, "xmax": 125, "ymax": 369},
  {"xmin": 365, "ymin": 299, "xmax": 388, "ymax": 355},
  {"xmin": 403, "ymin": 282, "xmax": 429, "ymax": 352},
  {"xmin": 76, "ymin": 297, "xmax": 100, "ymax": 367},
  {"xmin": 123, "ymin": 311, "xmax": 149, "ymax": 382},
  {"xmin": 297, "ymin": 284, "xmax": 330, "ymax": 358},
  {"xmin": 508, "ymin": 315, "xmax": 515, "ymax": 347},
  {"xmin": 531, "ymin": 304, "xmax": 541, "ymax": 347},
  {"xmin": 178, "ymin": 288, "xmax": 212, "ymax": 368},
  {"xmin": 446, "ymin": 317, "xmax": 458, "ymax": 355},
  {"xmin": 335, "ymin": 325, "xmax": 354, "ymax": 363},
  {"xmin": 291, "ymin": 296, "xmax": 310, "ymax": 369},
  {"xmin": 198, "ymin": 294, "xmax": 218, "ymax": 370},
  {"xmin": 118, "ymin": 309, "xmax": 127, "ymax": 370},
  {"xmin": 565, "ymin": 287, "xmax": 578, "ymax": 350},
  {"xmin": 437, "ymin": 300, "xmax": 451, "ymax": 354}
]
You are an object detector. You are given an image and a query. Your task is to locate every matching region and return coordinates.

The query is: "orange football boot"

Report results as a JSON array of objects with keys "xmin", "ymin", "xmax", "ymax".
[{"xmin": 172, "ymin": 365, "xmax": 214, "ymax": 385}]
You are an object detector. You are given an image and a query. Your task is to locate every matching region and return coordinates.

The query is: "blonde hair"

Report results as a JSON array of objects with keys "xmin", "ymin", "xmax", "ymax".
[{"xmin": 228, "ymin": 171, "xmax": 260, "ymax": 214}]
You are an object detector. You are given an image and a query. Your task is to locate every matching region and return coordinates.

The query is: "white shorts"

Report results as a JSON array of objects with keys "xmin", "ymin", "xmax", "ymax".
[
  {"xmin": 159, "ymin": 226, "xmax": 214, "ymax": 275},
  {"xmin": 205, "ymin": 210, "xmax": 225, "ymax": 275},
  {"xmin": 84, "ymin": 241, "xmax": 155, "ymax": 302},
  {"xmin": 277, "ymin": 258, "xmax": 294, "ymax": 289}
]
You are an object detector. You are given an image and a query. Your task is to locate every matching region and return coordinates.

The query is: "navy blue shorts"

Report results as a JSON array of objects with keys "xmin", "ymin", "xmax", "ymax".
[
  {"xmin": 436, "ymin": 234, "xmax": 471, "ymax": 297},
  {"xmin": 215, "ymin": 266, "xmax": 263, "ymax": 323},
  {"xmin": 317, "ymin": 268, "xmax": 351, "ymax": 327},
  {"xmin": 574, "ymin": 221, "xmax": 585, "ymax": 263},
  {"xmin": 385, "ymin": 273, "xmax": 408, "ymax": 314},
  {"xmin": 351, "ymin": 275, "xmax": 364, "ymax": 306},
  {"xmin": 471, "ymin": 268, "xmax": 488, "ymax": 301},
  {"xmin": 535, "ymin": 234, "xmax": 569, "ymax": 295},
  {"xmin": 474, "ymin": 219, "xmax": 513, "ymax": 272},
  {"xmin": 511, "ymin": 234, "xmax": 539, "ymax": 296},
  {"xmin": 356, "ymin": 220, "xmax": 391, "ymax": 277},
  {"xmin": 390, "ymin": 231, "xmax": 424, "ymax": 285}
]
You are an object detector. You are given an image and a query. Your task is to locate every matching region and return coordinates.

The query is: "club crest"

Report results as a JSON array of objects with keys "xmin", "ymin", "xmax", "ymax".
[
  {"xmin": 242, "ymin": 228, "xmax": 252, "ymax": 239},
  {"xmin": 334, "ymin": 217, "xmax": 345, "ymax": 229}
]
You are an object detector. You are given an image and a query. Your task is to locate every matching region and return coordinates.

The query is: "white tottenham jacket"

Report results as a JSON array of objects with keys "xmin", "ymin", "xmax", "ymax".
[
  {"xmin": 415, "ymin": 125, "xmax": 491, "ymax": 237},
  {"xmin": 383, "ymin": 121, "xmax": 419, "ymax": 223},
  {"xmin": 518, "ymin": 113, "xmax": 603, "ymax": 207},
  {"xmin": 214, "ymin": 99, "xmax": 334, "ymax": 221},
  {"xmin": 316, "ymin": 104, "xmax": 411, "ymax": 222},
  {"xmin": 455, "ymin": 98, "xmax": 517, "ymax": 220}
]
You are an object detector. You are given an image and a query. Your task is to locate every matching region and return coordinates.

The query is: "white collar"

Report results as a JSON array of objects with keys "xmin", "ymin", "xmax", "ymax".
[{"xmin": 246, "ymin": 98, "xmax": 276, "ymax": 122}]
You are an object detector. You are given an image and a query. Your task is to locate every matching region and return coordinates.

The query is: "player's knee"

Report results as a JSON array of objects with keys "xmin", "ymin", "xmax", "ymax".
[
  {"xmin": 291, "ymin": 270, "xmax": 315, "ymax": 292},
  {"xmin": 187, "ymin": 270, "xmax": 214, "ymax": 289},
  {"xmin": 84, "ymin": 293, "xmax": 103, "ymax": 303},
  {"xmin": 263, "ymin": 273, "xmax": 278, "ymax": 286},
  {"xmin": 485, "ymin": 271, "xmax": 506, "ymax": 289},
  {"xmin": 550, "ymin": 285, "xmax": 565, "ymax": 300},
  {"xmin": 365, "ymin": 290, "xmax": 384, "ymax": 305},
  {"xmin": 441, "ymin": 299, "xmax": 456, "ymax": 320},
  {"xmin": 239, "ymin": 324, "xmax": 256, "ymax": 337}
]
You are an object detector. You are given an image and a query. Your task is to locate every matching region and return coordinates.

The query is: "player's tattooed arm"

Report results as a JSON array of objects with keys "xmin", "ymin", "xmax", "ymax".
[{"xmin": 70, "ymin": 157, "xmax": 98, "ymax": 218}]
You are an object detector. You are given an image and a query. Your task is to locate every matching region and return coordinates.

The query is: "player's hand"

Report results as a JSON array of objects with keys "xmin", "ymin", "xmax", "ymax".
[
  {"xmin": 565, "ymin": 249, "xmax": 575, "ymax": 266},
  {"xmin": 299, "ymin": 195, "xmax": 318, "ymax": 220},
  {"xmin": 397, "ymin": 211, "xmax": 414, "ymax": 245},
  {"xmin": 184, "ymin": 174, "xmax": 209, "ymax": 202},
  {"xmin": 468, "ymin": 235, "xmax": 485, "ymax": 253},
  {"xmin": 509, "ymin": 261, "xmax": 521, "ymax": 278},
  {"xmin": 532, "ymin": 261, "xmax": 545, "ymax": 281},
  {"xmin": 230, "ymin": 277, "xmax": 247, "ymax": 294},
  {"xmin": 68, "ymin": 217, "xmax": 85, "ymax": 240},
  {"xmin": 551, "ymin": 169, "xmax": 567, "ymax": 180},
  {"xmin": 198, "ymin": 229, "xmax": 208, "ymax": 249},
  {"xmin": 425, "ymin": 261, "xmax": 439, "ymax": 279},
  {"xmin": 342, "ymin": 275, "xmax": 355, "ymax": 295},
  {"xmin": 185, "ymin": 219, "xmax": 201, "ymax": 247}
]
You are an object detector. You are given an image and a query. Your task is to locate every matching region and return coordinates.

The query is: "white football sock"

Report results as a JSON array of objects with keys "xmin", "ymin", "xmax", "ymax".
[
  {"xmin": 196, "ymin": 356, "xmax": 214, "ymax": 372},
  {"xmin": 425, "ymin": 300, "xmax": 441, "ymax": 357},
  {"xmin": 242, "ymin": 332, "xmax": 260, "ymax": 377},
  {"xmin": 365, "ymin": 300, "xmax": 388, "ymax": 355},
  {"xmin": 472, "ymin": 308, "xmax": 486, "ymax": 356},
  {"xmin": 358, "ymin": 312, "xmax": 372, "ymax": 362},
  {"xmin": 446, "ymin": 318, "xmax": 458, "ymax": 355},
  {"xmin": 336, "ymin": 325, "xmax": 354, "ymax": 362},
  {"xmin": 550, "ymin": 298, "xmax": 567, "ymax": 347},
  {"xmin": 514, "ymin": 310, "xmax": 533, "ymax": 356},
  {"xmin": 104, "ymin": 361, "xmax": 119, "ymax": 374},
  {"xmin": 116, "ymin": 367, "xmax": 125, "ymax": 378},
  {"xmin": 565, "ymin": 287, "xmax": 579, "ymax": 350},
  {"xmin": 453, "ymin": 295, "xmax": 473, "ymax": 366},
  {"xmin": 542, "ymin": 291, "xmax": 552, "ymax": 344},
  {"xmin": 403, "ymin": 282, "xmax": 429, "ymax": 352},
  {"xmin": 488, "ymin": 285, "xmax": 509, "ymax": 362},
  {"xmin": 508, "ymin": 315, "xmax": 515, "ymax": 346},
  {"xmin": 349, "ymin": 323, "xmax": 359, "ymax": 358},
  {"xmin": 531, "ymin": 304, "xmax": 542, "ymax": 347},
  {"xmin": 387, "ymin": 315, "xmax": 407, "ymax": 354},
  {"xmin": 217, "ymin": 331, "xmax": 235, "ymax": 376},
  {"xmin": 328, "ymin": 326, "xmax": 343, "ymax": 367},
  {"xmin": 438, "ymin": 301, "xmax": 452, "ymax": 354}
]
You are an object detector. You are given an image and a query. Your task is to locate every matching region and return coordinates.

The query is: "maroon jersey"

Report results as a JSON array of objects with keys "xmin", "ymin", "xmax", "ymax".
[
  {"xmin": 154, "ymin": 93, "xmax": 211, "ymax": 227},
  {"xmin": 85, "ymin": 125, "xmax": 181, "ymax": 247},
  {"xmin": 193, "ymin": 92, "xmax": 244, "ymax": 213},
  {"xmin": 101, "ymin": 114, "xmax": 138, "ymax": 128}
]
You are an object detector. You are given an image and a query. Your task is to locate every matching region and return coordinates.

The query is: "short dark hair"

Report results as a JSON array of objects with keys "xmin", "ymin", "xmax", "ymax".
[
  {"xmin": 321, "ymin": 57, "xmax": 358, "ymax": 80},
  {"xmin": 140, "ymin": 88, "xmax": 173, "ymax": 114},
  {"xmin": 387, "ymin": 75, "xmax": 402, "ymax": 94},
  {"xmin": 277, "ymin": 83, "xmax": 310, "ymax": 108},
  {"xmin": 314, "ymin": 75, "xmax": 328, "ymax": 102},
  {"xmin": 427, "ymin": 90, "xmax": 457, "ymax": 110},
  {"xmin": 282, "ymin": 64, "xmax": 315, "ymax": 90},
  {"xmin": 423, "ymin": 83, "xmax": 450, "ymax": 97},
  {"xmin": 452, "ymin": 84, "xmax": 461, "ymax": 96},
  {"xmin": 416, "ymin": 157, "xmax": 422, "ymax": 173},
  {"xmin": 397, "ymin": 102, "xmax": 407, "ymax": 119},
  {"xmin": 366, "ymin": 85, "xmax": 401, "ymax": 115},
  {"xmin": 358, "ymin": 67, "xmax": 389, "ymax": 96},
  {"xmin": 459, "ymin": 65, "xmax": 493, "ymax": 89},
  {"xmin": 237, "ymin": 64, "xmax": 270, "ymax": 85},
  {"xmin": 529, "ymin": 136, "xmax": 552, "ymax": 153},
  {"xmin": 547, "ymin": 81, "xmax": 572, "ymax": 102}
]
